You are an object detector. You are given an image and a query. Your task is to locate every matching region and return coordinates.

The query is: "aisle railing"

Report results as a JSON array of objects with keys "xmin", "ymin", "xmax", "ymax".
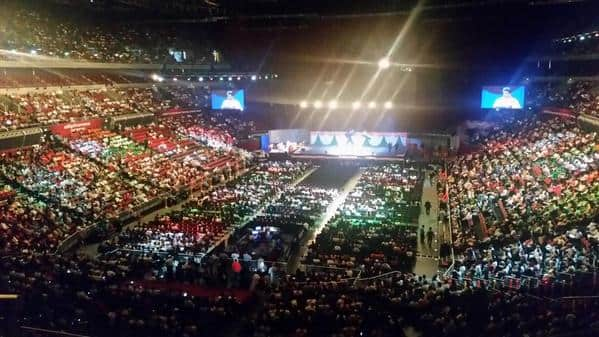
[{"xmin": 442, "ymin": 160, "xmax": 455, "ymax": 277}]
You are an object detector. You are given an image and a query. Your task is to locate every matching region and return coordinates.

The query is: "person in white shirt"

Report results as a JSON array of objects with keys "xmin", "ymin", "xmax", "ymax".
[
  {"xmin": 220, "ymin": 91, "xmax": 243, "ymax": 110},
  {"xmin": 492, "ymin": 87, "xmax": 522, "ymax": 109}
]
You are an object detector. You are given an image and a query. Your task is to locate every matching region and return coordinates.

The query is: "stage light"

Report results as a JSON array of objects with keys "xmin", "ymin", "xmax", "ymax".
[
  {"xmin": 299, "ymin": 101, "xmax": 308, "ymax": 109},
  {"xmin": 173, "ymin": 78, "xmax": 178, "ymax": 81},
  {"xmin": 352, "ymin": 101, "xmax": 361, "ymax": 110},
  {"xmin": 378, "ymin": 57, "xmax": 390, "ymax": 69},
  {"xmin": 328, "ymin": 100, "xmax": 338, "ymax": 109},
  {"xmin": 237, "ymin": 76, "xmax": 241, "ymax": 80},
  {"xmin": 251, "ymin": 75, "xmax": 257, "ymax": 81},
  {"xmin": 265, "ymin": 75, "xmax": 269, "ymax": 80},
  {"xmin": 368, "ymin": 101, "xmax": 377, "ymax": 109},
  {"xmin": 384, "ymin": 101, "xmax": 393, "ymax": 109},
  {"xmin": 199, "ymin": 77, "xmax": 203, "ymax": 82},
  {"xmin": 228, "ymin": 76, "xmax": 233, "ymax": 81},
  {"xmin": 219, "ymin": 77, "xmax": 224, "ymax": 81},
  {"xmin": 313, "ymin": 100, "xmax": 323, "ymax": 109},
  {"xmin": 274, "ymin": 74, "xmax": 278, "ymax": 78},
  {"xmin": 30, "ymin": 49, "xmax": 37, "ymax": 55}
]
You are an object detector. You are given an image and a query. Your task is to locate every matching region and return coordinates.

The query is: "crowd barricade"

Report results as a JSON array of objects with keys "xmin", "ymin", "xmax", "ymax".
[
  {"xmin": 446, "ymin": 268, "xmax": 598, "ymax": 299},
  {"xmin": 20, "ymin": 326, "xmax": 90, "ymax": 337}
]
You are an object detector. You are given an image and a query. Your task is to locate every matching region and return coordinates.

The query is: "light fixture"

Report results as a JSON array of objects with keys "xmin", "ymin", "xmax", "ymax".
[
  {"xmin": 384, "ymin": 101, "xmax": 392, "ymax": 109},
  {"xmin": 228, "ymin": 77, "xmax": 233, "ymax": 81},
  {"xmin": 368, "ymin": 102, "xmax": 377, "ymax": 109},
  {"xmin": 313, "ymin": 100, "xmax": 323, "ymax": 109},
  {"xmin": 251, "ymin": 75, "xmax": 257, "ymax": 81},
  {"xmin": 352, "ymin": 101, "xmax": 361, "ymax": 110},
  {"xmin": 378, "ymin": 57, "xmax": 390, "ymax": 69},
  {"xmin": 299, "ymin": 101, "xmax": 308, "ymax": 109},
  {"xmin": 199, "ymin": 77, "xmax": 204, "ymax": 82},
  {"xmin": 328, "ymin": 100, "xmax": 338, "ymax": 109}
]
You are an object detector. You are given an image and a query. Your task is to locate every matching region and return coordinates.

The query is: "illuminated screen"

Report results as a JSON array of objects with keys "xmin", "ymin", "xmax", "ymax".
[
  {"xmin": 211, "ymin": 90, "xmax": 245, "ymax": 111},
  {"xmin": 481, "ymin": 86, "xmax": 525, "ymax": 109}
]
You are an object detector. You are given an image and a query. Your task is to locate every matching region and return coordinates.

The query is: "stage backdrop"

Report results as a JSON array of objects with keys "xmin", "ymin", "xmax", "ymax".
[
  {"xmin": 310, "ymin": 131, "xmax": 408, "ymax": 149},
  {"xmin": 268, "ymin": 129, "xmax": 310, "ymax": 145}
]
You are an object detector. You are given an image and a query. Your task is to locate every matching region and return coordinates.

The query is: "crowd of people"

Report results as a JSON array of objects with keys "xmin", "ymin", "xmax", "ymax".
[
  {"xmin": 0, "ymin": 87, "xmax": 171, "ymax": 131},
  {"xmin": 304, "ymin": 164, "xmax": 422, "ymax": 275},
  {"xmin": 448, "ymin": 116, "xmax": 598, "ymax": 288},
  {"xmin": 3, "ymin": 248, "xmax": 597, "ymax": 337},
  {"xmin": 1, "ymin": 146, "xmax": 598, "ymax": 337},
  {"xmin": 0, "ymin": 68, "xmax": 148, "ymax": 89},
  {"xmin": 224, "ymin": 184, "xmax": 339, "ymax": 262},
  {"xmin": 0, "ymin": 1, "xmax": 218, "ymax": 64},
  {"xmin": 530, "ymin": 80, "xmax": 599, "ymax": 119},
  {"xmin": 0, "ymin": 184, "xmax": 88, "ymax": 255},
  {"xmin": 100, "ymin": 161, "xmax": 313, "ymax": 259},
  {"xmin": 0, "ymin": 145, "xmax": 161, "ymax": 220}
]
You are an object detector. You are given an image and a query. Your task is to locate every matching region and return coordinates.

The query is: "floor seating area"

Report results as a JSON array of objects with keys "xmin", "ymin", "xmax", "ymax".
[{"xmin": 304, "ymin": 164, "xmax": 422, "ymax": 275}]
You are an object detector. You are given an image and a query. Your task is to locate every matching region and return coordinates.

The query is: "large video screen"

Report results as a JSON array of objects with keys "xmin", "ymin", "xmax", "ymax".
[
  {"xmin": 481, "ymin": 86, "xmax": 525, "ymax": 109},
  {"xmin": 211, "ymin": 90, "xmax": 245, "ymax": 111}
]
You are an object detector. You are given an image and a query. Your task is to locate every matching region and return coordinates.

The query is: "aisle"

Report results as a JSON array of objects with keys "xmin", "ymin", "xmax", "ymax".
[{"xmin": 413, "ymin": 171, "xmax": 440, "ymax": 278}]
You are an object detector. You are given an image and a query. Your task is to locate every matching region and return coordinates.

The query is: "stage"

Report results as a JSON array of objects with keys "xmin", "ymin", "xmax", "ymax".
[{"xmin": 268, "ymin": 129, "xmax": 409, "ymax": 160}]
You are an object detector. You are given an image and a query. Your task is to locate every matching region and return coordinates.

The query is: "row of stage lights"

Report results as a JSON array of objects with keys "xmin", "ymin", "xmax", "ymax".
[
  {"xmin": 299, "ymin": 100, "xmax": 393, "ymax": 110},
  {"xmin": 151, "ymin": 73, "xmax": 278, "ymax": 83}
]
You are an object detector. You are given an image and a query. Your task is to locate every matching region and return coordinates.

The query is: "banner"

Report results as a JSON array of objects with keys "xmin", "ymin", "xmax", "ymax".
[{"xmin": 50, "ymin": 118, "xmax": 103, "ymax": 138}]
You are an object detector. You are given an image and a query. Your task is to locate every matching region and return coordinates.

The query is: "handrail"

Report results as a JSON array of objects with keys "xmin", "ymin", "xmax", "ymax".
[
  {"xmin": 443, "ymin": 160, "xmax": 455, "ymax": 277},
  {"xmin": 20, "ymin": 326, "xmax": 90, "ymax": 337}
]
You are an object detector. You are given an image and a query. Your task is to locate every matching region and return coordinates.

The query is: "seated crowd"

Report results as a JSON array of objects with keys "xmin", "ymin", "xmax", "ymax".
[
  {"xmin": 223, "ymin": 184, "xmax": 339, "ymax": 262},
  {"xmin": 3, "ymin": 244, "xmax": 597, "ymax": 337},
  {"xmin": 1, "ymin": 151, "xmax": 598, "ymax": 337},
  {"xmin": 304, "ymin": 164, "xmax": 422, "ymax": 275},
  {"xmin": 101, "ymin": 161, "xmax": 313, "ymax": 258},
  {"xmin": 0, "ymin": 1, "xmax": 217, "ymax": 64},
  {"xmin": 64, "ymin": 123, "xmax": 243, "ymax": 192},
  {"xmin": 448, "ymin": 116, "xmax": 598, "ymax": 287},
  {"xmin": 0, "ymin": 144, "xmax": 160, "ymax": 219},
  {"xmin": 531, "ymin": 80, "xmax": 599, "ymax": 119},
  {"xmin": 0, "ymin": 68, "xmax": 150, "ymax": 89},
  {"xmin": 0, "ymin": 184, "xmax": 88, "ymax": 255},
  {"xmin": 0, "ymin": 87, "xmax": 173, "ymax": 131}
]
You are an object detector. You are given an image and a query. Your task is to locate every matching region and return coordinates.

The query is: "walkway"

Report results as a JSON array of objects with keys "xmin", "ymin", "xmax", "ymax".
[{"xmin": 413, "ymin": 171, "xmax": 441, "ymax": 278}]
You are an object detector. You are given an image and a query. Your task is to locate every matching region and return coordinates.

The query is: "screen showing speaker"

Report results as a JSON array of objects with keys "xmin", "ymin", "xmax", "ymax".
[
  {"xmin": 211, "ymin": 90, "xmax": 245, "ymax": 111},
  {"xmin": 481, "ymin": 86, "xmax": 525, "ymax": 109}
]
